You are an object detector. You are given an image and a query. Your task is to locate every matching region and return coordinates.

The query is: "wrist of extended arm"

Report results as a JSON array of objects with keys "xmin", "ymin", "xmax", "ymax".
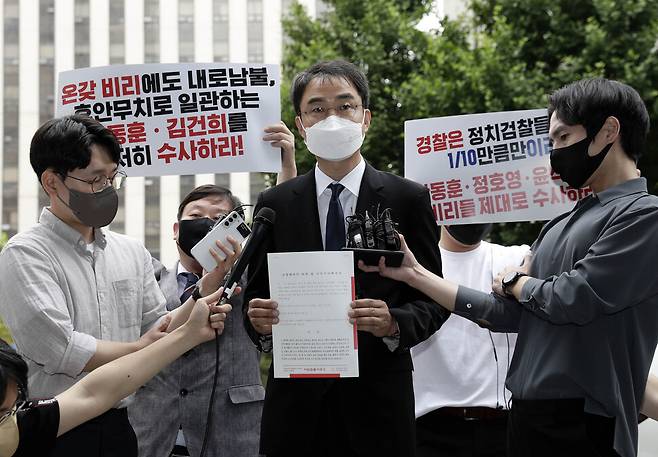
[
  {"xmin": 511, "ymin": 276, "xmax": 531, "ymax": 300},
  {"xmin": 408, "ymin": 263, "xmax": 430, "ymax": 289}
]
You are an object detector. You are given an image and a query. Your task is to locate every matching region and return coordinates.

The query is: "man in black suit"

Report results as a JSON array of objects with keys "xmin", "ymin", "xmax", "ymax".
[{"xmin": 244, "ymin": 60, "xmax": 448, "ymax": 457}]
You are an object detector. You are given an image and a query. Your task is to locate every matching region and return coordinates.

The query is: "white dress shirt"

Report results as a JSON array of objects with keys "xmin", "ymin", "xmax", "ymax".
[
  {"xmin": 314, "ymin": 158, "xmax": 366, "ymax": 248},
  {"xmin": 313, "ymin": 159, "xmax": 399, "ymax": 350}
]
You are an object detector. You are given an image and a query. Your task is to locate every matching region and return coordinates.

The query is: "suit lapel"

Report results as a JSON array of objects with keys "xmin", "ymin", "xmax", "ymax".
[
  {"xmin": 356, "ymin": 162, "xmax": 386, "ymax": 216},
  {"xmin": 290, "ymin": 162, "xmax": 384, "ymax": 251},
  {"xmin": 291, "ymin": 170, "xmax": 324, "ymax": 250},
  {"xmin": 163, "ymin": 261, "xmax": 183, "ymax": 311}
]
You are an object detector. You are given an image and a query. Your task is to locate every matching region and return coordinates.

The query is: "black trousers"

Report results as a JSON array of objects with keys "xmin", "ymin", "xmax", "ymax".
[
  {"xmin": 266, "ymin": 381, "xmax": 377, "ymax": 457},
  {"xmin": 264, "ymin": 372, "xmax": 416, "ymax": 457},
  {"xmin": 51, "ymin": 408, "xmax": 137, "ymax": 457},
  {"xmin": 507, "ymin": 398, "xmax": 619, "ymax": 457},
  {"xmin": 416, "ymin": 408, "xmax": 508, "ymax": 457},
  {"xmin": 264, "ymin": 381, "xmax": 359, "ymax": 457}
]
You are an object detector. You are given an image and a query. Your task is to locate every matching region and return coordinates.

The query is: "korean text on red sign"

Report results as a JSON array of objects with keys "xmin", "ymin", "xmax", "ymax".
[
  {"xmin": 404, "ymin": 109, "xmax": 591, "ymax": 224},
  {"xmin": 56, "ymin": 63, "xmax": 281, "ymax": 177}
]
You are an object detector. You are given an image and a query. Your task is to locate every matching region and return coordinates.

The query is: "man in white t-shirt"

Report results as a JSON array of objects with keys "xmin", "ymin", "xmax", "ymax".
[{"xmin": 412, "ymin": 223, "xmax": 529, "ymax": 457}]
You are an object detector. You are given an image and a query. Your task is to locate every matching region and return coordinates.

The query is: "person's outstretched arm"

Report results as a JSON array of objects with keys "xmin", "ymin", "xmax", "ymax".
[
  {"xmin": 358, "ymin": 234, "xmax": 458, "ymax": 310},
  {"xmin": 360, "ymin": 235, "xmax": 523, "ymax": 333},
  {"xmin": 55, "ymin": 287, "xmax": 232, "ymax": 436}
]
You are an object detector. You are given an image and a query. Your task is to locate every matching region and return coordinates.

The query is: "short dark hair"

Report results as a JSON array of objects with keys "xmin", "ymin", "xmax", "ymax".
[
  {"xmin": 177, "ymin": 184, "xmax": 243, "ymax": 221},
  {"xmin": 30, "ymin": 114, "xmax": 122, "ymax": 184},
  {"xmin": 548, "ymin": 78, "xmax": 650, "ymax": 162},
  {"xmin": 291, "ymin": 60, "xmax": 370, "ymax": 115},
  {"xmin": 0, "ymin": 339, "xmax": 28, "ymax": 405}
]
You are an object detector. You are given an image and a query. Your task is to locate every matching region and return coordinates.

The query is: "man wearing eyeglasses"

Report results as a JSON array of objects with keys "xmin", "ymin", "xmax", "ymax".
[
  {"xmin": 244, "ymin": 60, "xmax": 448, "ymax": 457},
  {"xmin": 0, "ymin": 115, "xmax": 232, "ymax": 457}
]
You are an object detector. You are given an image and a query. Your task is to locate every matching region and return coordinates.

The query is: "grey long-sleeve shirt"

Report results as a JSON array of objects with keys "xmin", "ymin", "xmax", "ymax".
[
  {"xmin": 0, "ymin": 208, "xmax": 167, "ymax": 405},
  {"xmin": 454, "ymin": 178, "xmax": 658, "ymax": 457}
]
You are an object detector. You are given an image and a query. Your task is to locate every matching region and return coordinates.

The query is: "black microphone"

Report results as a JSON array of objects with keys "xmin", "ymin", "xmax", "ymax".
[
  {"xmin": 200, "ymin": 206, "xmax": 275, "ymax": 457},
  {"xmin": 219, "ymin": 206, "xmax": 276, "ymax": 302}
]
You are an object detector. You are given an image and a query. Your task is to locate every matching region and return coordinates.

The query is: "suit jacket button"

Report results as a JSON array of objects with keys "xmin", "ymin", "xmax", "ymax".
[{"xmin": 180, "ymin": 389, "xmax": 188, "ymax": 397}]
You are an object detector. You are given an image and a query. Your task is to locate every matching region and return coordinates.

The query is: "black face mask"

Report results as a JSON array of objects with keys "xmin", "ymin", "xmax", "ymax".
[
  {"xmin": 58, "ymin": 182, "xmax": 119, "ymax": 228},
  {"xmin": 446, "ymin": 223, "xmax": 493, "ymax": 246},
  {"xmin": 550, "ymin": 134, "xmax": 614, "ymax": 189},
  {"xmin": 177, "ymin": 218, "xmax": 215, "ymax": 258}
]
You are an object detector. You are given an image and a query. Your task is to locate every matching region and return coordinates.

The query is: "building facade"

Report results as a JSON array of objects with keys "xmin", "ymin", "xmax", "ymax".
[{"xmin": 0, "ymin": 0, "xmax": 322, "ymax": 265}]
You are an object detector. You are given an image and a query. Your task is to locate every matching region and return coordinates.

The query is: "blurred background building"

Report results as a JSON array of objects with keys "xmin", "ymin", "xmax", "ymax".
[{"xmin": 0, "ymin": 0, "xmax": 328, "ymax": 265}]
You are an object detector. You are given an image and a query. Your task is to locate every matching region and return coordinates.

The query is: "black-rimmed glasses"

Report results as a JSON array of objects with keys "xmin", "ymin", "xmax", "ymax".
[
  {"xmin": 301, "ymin": 103, "xmax": 363, "ymax": 122},
  {"xmin": 64, "ymin": 169, "xmax": 127, "ymax": 193}
]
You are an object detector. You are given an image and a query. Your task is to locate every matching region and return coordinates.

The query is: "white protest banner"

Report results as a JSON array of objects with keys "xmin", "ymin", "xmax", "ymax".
[
  {"xmin": 404, "ymin": 109, "xmax": 592, "ymax": 224},
  {"xmin": 56, "ymin": 63, "xmax": 281, "ymax": 177}
]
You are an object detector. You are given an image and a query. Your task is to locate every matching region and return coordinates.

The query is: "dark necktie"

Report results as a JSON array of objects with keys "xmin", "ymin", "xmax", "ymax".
[
  {"xmin": 325, "ymin": 183, "xmax": 346, "ymax": 250},
  {"xmin": 179, "ymin": 272, "xmax": 199, "ymax": 303}
]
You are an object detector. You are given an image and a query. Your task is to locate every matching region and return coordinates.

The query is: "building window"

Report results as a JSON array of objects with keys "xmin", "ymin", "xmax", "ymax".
[
  {"xmin": 108, "ymin": 0, "xmax": 125, "ymax": 232},
  {"xmin": 39, "ymin": 0, "xmax": 56, "ymax": 210},
  {"xmin": 213, "ymin": 0, "xmax": 230, "ymax": 187},
  {"xmin": 74, "ymin": 0, "xmax": 90, "ymax": 68},
  {"xmin": 247, "ymin": 0, "xmax": 263, "ymax": 63},
  {"xmin": 144, "ymin": 0, "xmax": 161, "ymax": 256},
  {"xmin": 213, "ymin": 0, "xmax": 229, "ymax": 63},
  {"xmin": 2, "ymin": 0, "xmax": 20, "ymax": 236},
  {"xmin": 109, "ymin": 0, "xmax": 124, "ymax": 65},
  {"xmin": 144, "ymin": 0, "xmax": 160, "ymax": 64},
  {"xmin": 178, "ymin": 0, "xmax": 194, "ymax": 63}
]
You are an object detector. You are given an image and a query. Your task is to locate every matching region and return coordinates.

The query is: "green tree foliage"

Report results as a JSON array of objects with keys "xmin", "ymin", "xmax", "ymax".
[
  {"xmin": 281, "ymin": 0, "xmax": 658, "ymax": 245},
  {"xmin": 281, "ymin": 0, "xmax": 434, "ymax": 175},
  {"xmin": 467, "ymin": 0, "xmax": 658, "ymax": 194}
]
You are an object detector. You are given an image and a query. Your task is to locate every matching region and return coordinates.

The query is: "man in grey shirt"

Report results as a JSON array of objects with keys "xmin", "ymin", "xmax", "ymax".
[
  {"xmin": 0, "ymin": 115, "xmax": 231, "ymax": 457},
  {"xmin": 361, "ymin": 78, "xmax": 658, "ymax": 457}
]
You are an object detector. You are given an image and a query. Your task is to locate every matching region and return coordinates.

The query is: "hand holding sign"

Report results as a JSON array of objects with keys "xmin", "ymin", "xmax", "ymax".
[{"xmin": 263, "ymin": 121, "xmax": 297, "ymax": 183}]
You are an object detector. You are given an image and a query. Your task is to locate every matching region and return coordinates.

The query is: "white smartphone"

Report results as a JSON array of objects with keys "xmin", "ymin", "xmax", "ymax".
[{"xmin": 190, "ymin": 210, "xmax": 251, "ymax": 272}]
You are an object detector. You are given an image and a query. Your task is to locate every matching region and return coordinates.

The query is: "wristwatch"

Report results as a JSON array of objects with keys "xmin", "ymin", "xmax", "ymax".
[
  {"xmin": 191, "ymin": 285, "xmax": 203, "ymax": 301},
  {"xmin": 501, "ymin": 271, "xmax": 528, "ymax": 297}
]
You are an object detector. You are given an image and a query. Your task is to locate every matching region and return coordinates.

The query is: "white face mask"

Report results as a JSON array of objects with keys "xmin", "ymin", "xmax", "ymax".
[
  {"xmin": 0, "ymin": 414, "xmax": 19, "ymax": 457},
  {"xmin": 301, "ymin": 115, "xmax": 366, "ymax": 162}
]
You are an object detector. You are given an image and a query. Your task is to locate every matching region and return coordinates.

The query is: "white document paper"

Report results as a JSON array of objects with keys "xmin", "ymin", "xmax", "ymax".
[{"xmin": 268, "ymin": 251, "xmax": 358, "ymax": 379}]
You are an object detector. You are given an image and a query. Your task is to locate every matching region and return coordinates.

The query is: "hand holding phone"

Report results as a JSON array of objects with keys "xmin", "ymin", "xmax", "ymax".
[{"xmin": 190, "ymin": 211, "xmax": 251, "ymax": 272}]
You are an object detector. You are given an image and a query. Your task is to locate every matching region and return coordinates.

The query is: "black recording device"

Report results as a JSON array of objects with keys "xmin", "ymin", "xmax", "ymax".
[{"xmin": 343, "ymin": 207, "xmax": 404, "ymax": 267}]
